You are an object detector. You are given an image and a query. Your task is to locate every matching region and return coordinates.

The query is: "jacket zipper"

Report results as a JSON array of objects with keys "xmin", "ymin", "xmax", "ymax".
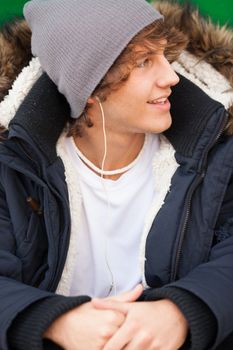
[{"xmin": 170, "ymin": 113, "xmax": 228, "ymax": 282}]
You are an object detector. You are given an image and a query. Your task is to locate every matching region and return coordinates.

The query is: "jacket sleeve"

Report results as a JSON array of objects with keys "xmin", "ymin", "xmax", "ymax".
[
  {"xmin": 0, "ymin": 172, "xmax": 90, "ymax": 350},
  {"xmin": 1, "ymin": 281, "xmax": 91, "ymax": 350},
  {"xmin": 8, "ymin": 293, "xmax": 91, "ymax": 350},
  {"xmin": 141, "ymin": 285, "xmax": 217, "ymax": 350},
  {"xmin": 143, "ymin": 175, "xmax": 233, "ymax": 350}
]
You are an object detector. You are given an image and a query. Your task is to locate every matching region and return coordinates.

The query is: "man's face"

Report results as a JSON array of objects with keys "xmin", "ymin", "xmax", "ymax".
[{"xmin": 100, "ymin": 45, "xmax": 179, "ymax": 135}]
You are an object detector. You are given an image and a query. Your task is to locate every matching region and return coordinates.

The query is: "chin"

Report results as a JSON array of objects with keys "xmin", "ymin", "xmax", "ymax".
[{"xmin": 151, "ymin": 116, "xmax": 172, "ymax": 133}]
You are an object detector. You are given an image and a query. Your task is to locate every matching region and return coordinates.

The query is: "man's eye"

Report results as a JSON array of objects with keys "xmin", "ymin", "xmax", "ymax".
[{"xmin": 136, "ymin": 58, "xmax": 151, "ymax": 68}]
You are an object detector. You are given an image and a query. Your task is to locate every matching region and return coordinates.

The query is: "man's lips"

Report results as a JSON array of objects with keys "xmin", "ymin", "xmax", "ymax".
[
  {"xmin": 147, "ymin": 95, "xmax": 171, "ymax": 105},
  {"xmin": 147, "ymin": 97, "xmax": 171, "ymax": 110}
]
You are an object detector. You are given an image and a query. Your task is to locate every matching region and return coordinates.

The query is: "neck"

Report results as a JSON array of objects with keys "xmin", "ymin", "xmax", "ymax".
[{"xmin": 73, "ymin": 126, "xmax": 145, "ymax": 180}]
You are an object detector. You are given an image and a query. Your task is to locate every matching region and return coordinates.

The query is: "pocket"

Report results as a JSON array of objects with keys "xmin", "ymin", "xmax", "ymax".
[
  {"xmin": 24, "ymin": 212, "xmax": 40, "ymax": 243},
  {"xmin": 17, "ymin": 211, "xmax": 46, "ymax": 259}
]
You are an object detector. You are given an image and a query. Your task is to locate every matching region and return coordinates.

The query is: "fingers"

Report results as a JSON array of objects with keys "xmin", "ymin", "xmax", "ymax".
[
  {"xmin": 103, "ymin": 321, "xmax": 133, "ymax": 350},
  {"xmin": 92, "ymin": 285, "xmax": 143, "ymax": 315},
  {"xmin": 107, "ymin": 309, "xmax": 125, "ymax": 327},
  {"xmin": 120, "ymin": 331, "xmax": 154, "ymax": 350},
  {"xmin": 92, "ymin": 299, "xmax": 130, "ymax": 315}
]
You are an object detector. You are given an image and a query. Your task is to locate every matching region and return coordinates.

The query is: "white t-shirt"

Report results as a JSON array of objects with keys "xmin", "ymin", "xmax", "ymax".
[{"xmin": 64, "ymin": 133, "xmax": 160, "ymax": 297}]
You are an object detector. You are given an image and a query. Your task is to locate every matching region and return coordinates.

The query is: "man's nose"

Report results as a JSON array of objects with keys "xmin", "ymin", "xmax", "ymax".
[{"xmin": 156, "ymin": 58, "xmax": 180, "ymax": 88}]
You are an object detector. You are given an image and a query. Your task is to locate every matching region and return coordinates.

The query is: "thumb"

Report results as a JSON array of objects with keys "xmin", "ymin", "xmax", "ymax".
[{"xmin": 110, "ymin": 284, "xmax": 143, "ymax": 303}]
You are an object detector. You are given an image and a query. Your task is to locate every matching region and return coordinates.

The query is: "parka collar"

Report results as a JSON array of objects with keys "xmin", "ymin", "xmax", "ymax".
[
  {"xmin": 165, "ymin": 74, "xmax": 226, "ymax": 158},
  {"xmin": 7, "ymin": 71, "xmax": 226, "ymax": 164},
  {"xmin": 9, "ymin": 72, "xmax": 70, "ymax": 164}
]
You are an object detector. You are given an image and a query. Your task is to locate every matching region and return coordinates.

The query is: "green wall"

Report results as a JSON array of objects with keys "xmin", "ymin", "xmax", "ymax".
[
  {"xmin": 149, "ymin": 0, "xmax": 233, "ymax": 27},
  {"xmin": 0, "ymin": 0, "xmax": 26, "ymax": 26},
  {"xmin": 177, "ymin": 0, "xmax": 232, "ymax": 27},
  {"xmin": 0, "ymin": 0, "xmax": 232, "ymax": 28}
]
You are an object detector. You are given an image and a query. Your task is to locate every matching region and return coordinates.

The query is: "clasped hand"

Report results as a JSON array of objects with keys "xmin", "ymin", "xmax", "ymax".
[{"xmin": 44, "ymin": 285, "xmax": 188, "ymax": 350}]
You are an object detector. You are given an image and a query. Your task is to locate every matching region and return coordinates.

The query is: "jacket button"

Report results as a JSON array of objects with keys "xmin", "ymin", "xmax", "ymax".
[{"xmin": 26, "ymin": 196, "xmax": 42, "ymax": 215}]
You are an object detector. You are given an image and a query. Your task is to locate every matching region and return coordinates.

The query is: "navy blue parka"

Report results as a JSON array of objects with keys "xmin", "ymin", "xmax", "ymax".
[{"xmin": 0, "ymin": 72, "xmax": 233, "ymax": 350}]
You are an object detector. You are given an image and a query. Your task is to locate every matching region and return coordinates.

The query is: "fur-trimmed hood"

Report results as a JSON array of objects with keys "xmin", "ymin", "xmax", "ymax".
[
  {"xmin": 0, "ymin": 0, "xmax": 232, "ymax": 132},
  {"xmin": 156, "ymin": 1, "xmax": 233, "ymax": 133}
]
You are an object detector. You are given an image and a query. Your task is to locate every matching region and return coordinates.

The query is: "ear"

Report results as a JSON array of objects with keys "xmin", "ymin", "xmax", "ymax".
[{"xmin": 87, "ymin": 97, "xmax": 95, "ymax": 104}]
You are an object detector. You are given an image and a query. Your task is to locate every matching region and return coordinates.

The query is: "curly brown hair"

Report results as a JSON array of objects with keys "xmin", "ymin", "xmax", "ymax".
[{"xmin": 68, "ymin": 19, "xmax": 187, "ymax": 137}]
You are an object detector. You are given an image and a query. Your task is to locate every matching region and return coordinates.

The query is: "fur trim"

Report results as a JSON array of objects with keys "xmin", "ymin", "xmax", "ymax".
[
  {"xmin": 56, "ymin": 133, "xmax": 178, "ymax": 294},
  {"xmin": 155, "ymin": 1, "xmax": 233, "ymax": 87},
  {"xmin": 0, "ymin": 2, "xmax": 230, "ymax": 294},
  {"xmin": 0, "ymin": 2, "xmax": 232, "ymax": 130},
  {"xmin": 172, "ymin": 51, "xmax": 233, "ymax": 110},
  {"xmin": 56, "ymin": 133, "xmax": 83, "ymax": 296},
  {"xmin": 154, "ymin": 1, "xmax": 233, "ymax": 125},
  {"xmin": 0, "ymin": 20, "xmax": 32, "ymax": 103},
  {"xmin": 0, "ymin": 57, "xmax": 42, "ymax": 129},
  {"xmin": 140, "ymin": 135, "xmax": 178, "ymax": 288}
]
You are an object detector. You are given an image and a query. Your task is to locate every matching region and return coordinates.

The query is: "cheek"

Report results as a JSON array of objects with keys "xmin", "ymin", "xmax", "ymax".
[
  {"xmin": 120, "ymin": 78, "xmax": 149, "ymax": 100},
  {"xmin": 120, "ymin": 87, "xmax": 147, "ymax": 112},
  {"xmin": 111, "ymin": 90, "xmax": 137, "ymax": 114}
]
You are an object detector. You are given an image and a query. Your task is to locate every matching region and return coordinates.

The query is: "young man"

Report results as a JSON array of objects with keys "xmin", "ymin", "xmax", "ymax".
[{"xmin": 0, "ymin": 0, "xmax": 233, "ymax": 349}]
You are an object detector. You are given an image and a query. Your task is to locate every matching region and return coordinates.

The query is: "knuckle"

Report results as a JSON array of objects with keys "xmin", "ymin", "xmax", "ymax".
[
  {"xmin": 107, "ymin": 310, "xmax": 121, "ymax": 324},
  {"xmin": 139, "ymin": 330, "xmax": 153, "ymax": 344},
  {"xmin": 100, "ymin": 326, "xmax": 112, "ymax": 339},
  {"xmin": 118, "ymin": 312, "xmax": 125, "ymax": 324}
]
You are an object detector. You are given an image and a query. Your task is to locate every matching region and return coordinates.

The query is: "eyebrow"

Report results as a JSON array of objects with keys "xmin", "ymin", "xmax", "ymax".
[{"xmin": 135, "ymin": 48, "xmax": 165, "ymax": 59}]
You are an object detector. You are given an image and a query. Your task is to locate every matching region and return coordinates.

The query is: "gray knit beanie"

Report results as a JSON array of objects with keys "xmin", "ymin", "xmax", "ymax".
[{"xmin": 24, "ymin": 0, "xmax": 162, "ymax": 118}]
